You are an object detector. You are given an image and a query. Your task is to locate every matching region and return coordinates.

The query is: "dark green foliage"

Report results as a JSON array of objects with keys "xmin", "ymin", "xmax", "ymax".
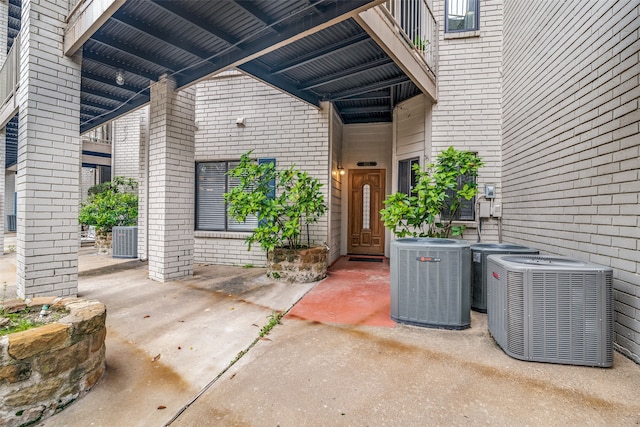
[
  {"xmin": 79, "ymin": 177, "xmax": 138, "ymax": 233},
  {"xmin": 380, "ymin": 147, "xmax": 484, "ymax": 238},
  {"xmin": 224, "ymin": 151, "xmax": 327, "ymax": 252}
]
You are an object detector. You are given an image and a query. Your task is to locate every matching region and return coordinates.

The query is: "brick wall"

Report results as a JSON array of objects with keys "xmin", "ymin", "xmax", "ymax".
[
  {"xmin": 194, "ymin": 71, "xmax": 330, "ymax": 266},
  {"xmin": 113, "ymin": 108, "xmax": 145, "ymax": 180},
  {"xmin": 147, "ymin": 78, "xmax": 195, "ymax": 281},
  {"xmin": 15, "ymin": 0, "xmax": 81, "ymax": 297},
  {"xmin": 432, "ymin": 0, "xmax": 504, "ymax": 242},
  {"xmin": 502, "ymin": 1, "xmax": 640, "ymax": 363}
]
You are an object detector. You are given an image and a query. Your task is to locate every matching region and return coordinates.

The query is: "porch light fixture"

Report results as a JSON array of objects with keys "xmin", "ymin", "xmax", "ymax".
[
  {"xmin": 115, "ymin": 69, "xmax": 125, "ymax": 86},
  {"xmin": 337, "ymin": 166, "xmax": 345, "ymax": 176}
]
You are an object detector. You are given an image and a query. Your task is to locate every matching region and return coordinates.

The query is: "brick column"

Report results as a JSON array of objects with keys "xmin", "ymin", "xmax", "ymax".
[
  {"xmin": 0, "ymin": 131, "xmax": 4, "ymax": 253},
  {"xmin": 15, "ymin": 0, "xmax": 82, "ymax": 298},
  {"xmin": 137, "ymin": 107, "xmax": 149, "ymax": 261},
  {"xmin": 148, "ymin": 76, "xmax": 195, "ymax": 281},
  {"xmin": 0, "ymin": 0, "xmax": 7, "ymax": 253}
]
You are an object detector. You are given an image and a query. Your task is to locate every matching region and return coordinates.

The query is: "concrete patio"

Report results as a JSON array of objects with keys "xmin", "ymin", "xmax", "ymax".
[{"xmin": 1, "ymin": 235, "xmax": 639, "ymax": 426}]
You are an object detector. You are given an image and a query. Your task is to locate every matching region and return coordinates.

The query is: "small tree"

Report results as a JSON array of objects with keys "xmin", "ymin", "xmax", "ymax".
[
  {"xmin": 380, "ymin": 147, "xmax": 484, "ymax": 238},
  {"xmin": 224, "ymin": 152, "xmax": 327, "ymax": 252},
  {"xmin": 79, "ymin": 177, "xmax": 138, "ymax": 234}
]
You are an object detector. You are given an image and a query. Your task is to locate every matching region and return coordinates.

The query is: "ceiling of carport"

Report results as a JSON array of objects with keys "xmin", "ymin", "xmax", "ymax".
[
  {"xmin": 79, "ymin": 0, "xmax": 421, "ymax": 133},
  {"xmin": 6, "ymin": 0, "xmax": 426, "ymax": 167}
]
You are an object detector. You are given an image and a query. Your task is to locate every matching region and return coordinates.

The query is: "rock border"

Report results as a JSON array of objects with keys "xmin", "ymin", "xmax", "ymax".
[{"xmin": 0, "ymin": 297, "xmax": 107, "ymax": 427}]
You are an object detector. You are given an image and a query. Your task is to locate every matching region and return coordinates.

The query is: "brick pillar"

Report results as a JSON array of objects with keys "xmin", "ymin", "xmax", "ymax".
[
  {"xmin": 0, "ymin": 0, "xmax": 7, "ymax": 254},
  {"xmin": 137, "ymin": 107, "xmax": 149, "ymax": 261},
  {"xmin": 148, "ymin": 76, "xmax": 195, "ymax": 281},
  {"xmin": 15, "ymin": 0, "xmax": 82, "ymax": 298},
  {"xmin": 0, "ymin": 131, "xmax": 4, "ymax": 253}
]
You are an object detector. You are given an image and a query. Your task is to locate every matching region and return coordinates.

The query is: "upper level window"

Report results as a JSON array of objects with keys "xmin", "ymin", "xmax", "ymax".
[{"xmin": 445, "ymin": 0, "xmax": 479, "ymax": 33}]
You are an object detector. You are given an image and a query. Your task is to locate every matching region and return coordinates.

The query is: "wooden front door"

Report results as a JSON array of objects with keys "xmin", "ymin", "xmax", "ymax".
[{"xmin": 348, "ymin": 169, "xmax": 386, "ymax": 255}]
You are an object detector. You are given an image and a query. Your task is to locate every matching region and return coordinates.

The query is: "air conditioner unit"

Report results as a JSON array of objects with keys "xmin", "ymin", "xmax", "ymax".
[
  {"xmin": 112, "ymin": 226, "xmax": 138, "ymax": 258},
  {"xmin": 470, "ymin": 243, "xmax": 539, "ymax": 312},
  {"xmin": 487, "ymin": 254, "xmax": 613, "ymax": 367},
  {"xmin": 391, "ymin": 238, "xmax": 471, "ymax": 329}
]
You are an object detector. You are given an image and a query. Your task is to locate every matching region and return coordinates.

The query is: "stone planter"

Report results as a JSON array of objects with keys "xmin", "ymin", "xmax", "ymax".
[
  {"xmin": 0, "ymin": 298, "xmax": 107, "ymax": 427},
  {"xmin": 267, "ymin": 246, "xmax": 328, "ymax": 283},
  {"xmin": 95, "ymin": 230, "xmax": 112, "ymax": 255}
]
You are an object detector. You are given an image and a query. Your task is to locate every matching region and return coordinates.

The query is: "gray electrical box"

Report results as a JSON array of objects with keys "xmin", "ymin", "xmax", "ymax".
[{"xmin": 484, "ymin": 185, "xmax": 496, "ymax": 199}]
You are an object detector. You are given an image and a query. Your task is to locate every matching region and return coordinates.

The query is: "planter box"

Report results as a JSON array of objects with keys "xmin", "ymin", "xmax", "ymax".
[{"xmin": 267, "ymin": 246, "xmax": 328, "ymax": 283}]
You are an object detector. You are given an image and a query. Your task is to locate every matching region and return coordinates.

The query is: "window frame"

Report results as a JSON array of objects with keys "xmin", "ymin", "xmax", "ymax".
[
  {"xmin": 440, "ymin": 174, "xmax": 476, "ymax": 222},
  {"xmin": 195, "ymin": 160, "xmax": 257, "ymax": 232},
  {"xmin": 398, "ymin": 157, "xmax": 420, "ymax": 195},
  {"xmin": 444, "ymin": 0, "xmax": 480, "ymax": 33}
]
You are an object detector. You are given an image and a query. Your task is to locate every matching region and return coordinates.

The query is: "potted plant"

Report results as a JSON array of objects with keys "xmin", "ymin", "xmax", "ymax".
[
  {"xmin": 224, "ymin": 151, "xmax": 328, "ymax": 282},
  {"xmin": 380, "ymin": 147, "xmax": 484, "ymax": 238},
  {"xmin": 79, "ymin": 177, "xmax": 138, "ymax": 254}
]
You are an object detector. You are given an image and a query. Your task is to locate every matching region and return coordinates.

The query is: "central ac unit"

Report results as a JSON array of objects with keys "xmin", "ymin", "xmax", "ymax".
[
  {"xmin": 391, "ymin": 238, "xmax": 471, "ymax": 329},
  {"xmin": 487, "ymin": 254, "xmax": 613, "ymax": 367}
]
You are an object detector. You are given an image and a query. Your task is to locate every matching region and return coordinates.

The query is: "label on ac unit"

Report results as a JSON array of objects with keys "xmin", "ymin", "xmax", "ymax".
[
  {"xmin": 473, "ymin": 253, "xmax": 482, "ymax": 263},
  {"xmin": 416, "ymin": 256, "xmax": 440, "ymax": 262}
]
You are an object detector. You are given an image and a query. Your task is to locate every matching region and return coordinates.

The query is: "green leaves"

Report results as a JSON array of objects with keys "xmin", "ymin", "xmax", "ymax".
[
  {"xmin": 224, "ymin": 151, "xmax": 327, "ymax": 252},
  {"xmin": 79, "ymin": 177, "xmax": 139, "ymax": 233},
  {"xmin": 380, "ymin": 147, "xmax": 484, "ymax": 239}
]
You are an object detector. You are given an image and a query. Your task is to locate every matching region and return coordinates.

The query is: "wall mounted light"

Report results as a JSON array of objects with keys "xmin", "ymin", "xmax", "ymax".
[
  {"xmin": 115, "ymin": 69, "xmax": 125, "ymax": 86},
  {"xmin": 337, "ymin": 166, "xmax": 345, "ymax": 176}
]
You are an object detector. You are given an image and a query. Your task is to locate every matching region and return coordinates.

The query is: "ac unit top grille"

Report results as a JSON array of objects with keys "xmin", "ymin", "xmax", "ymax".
[{"xmin": 488, "ymin": 255, "xmax": 611, "ymax": 272}]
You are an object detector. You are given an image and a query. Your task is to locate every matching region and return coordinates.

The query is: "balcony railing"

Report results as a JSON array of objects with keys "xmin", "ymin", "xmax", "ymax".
[
  {"xmin": 0, "ymin": 34, "xmax": 20, "ymax": 107},
  {"xmin": 382, "ymin": 0, "xmax": 437, "ymax": 80}
]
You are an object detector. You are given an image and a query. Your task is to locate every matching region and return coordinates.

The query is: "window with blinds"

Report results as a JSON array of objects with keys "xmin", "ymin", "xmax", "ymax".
[
  {"xmin": 441, "ymin": 174, "xmax": 476, "ymax": 221},
  {"xmin": 196, "ymin": 161, "xmax": 258, "ymax": 231}
]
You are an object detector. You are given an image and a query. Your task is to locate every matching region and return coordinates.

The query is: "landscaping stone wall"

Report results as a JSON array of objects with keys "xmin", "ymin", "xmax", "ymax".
[
  {"xmin": 267, "ymin": 246, "xmax": 328, "ymax": 283},
  {"xmin": 0, "ymin": 297, "xmax": 107, "ymax": 427}
]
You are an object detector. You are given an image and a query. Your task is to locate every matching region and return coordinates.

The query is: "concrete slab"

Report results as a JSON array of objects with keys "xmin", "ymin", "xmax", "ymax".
[
  {"xmin": 2, "ymin": 241, "xmax": 639, "ymax": 426},
  {"xmin": 172, "ymin": 315, "xmax": 640, "ymax": 426}
]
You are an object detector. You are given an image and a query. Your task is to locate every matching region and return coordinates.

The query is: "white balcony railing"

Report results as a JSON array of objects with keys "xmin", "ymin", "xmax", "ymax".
[
  {"xmin": 382, "ymin": 0, "xmax": 437, "ymax": 79},
  {"xmin": 0, "ymin": 34, "xmax": 20, "ymax": 107}
]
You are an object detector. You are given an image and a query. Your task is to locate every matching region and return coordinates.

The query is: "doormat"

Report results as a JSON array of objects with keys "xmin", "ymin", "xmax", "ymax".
[{"xmin": 348, "ymin": 257, "xmax": 383, "ymax": 263}]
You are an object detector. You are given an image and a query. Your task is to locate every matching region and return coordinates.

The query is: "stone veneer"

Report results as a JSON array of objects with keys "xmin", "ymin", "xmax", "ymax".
[
  {"xmin": 267, "ymin": 246, "xmax": 328, "ymax": 283},
  {"xmin": 0, "ymin": 297, "xmax": 107, "ymax": 426}
]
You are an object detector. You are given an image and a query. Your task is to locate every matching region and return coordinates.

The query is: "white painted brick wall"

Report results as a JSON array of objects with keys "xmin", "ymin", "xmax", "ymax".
[
  {"xmin": 15, "ymin": 0, "xmax": 81, "ymax": 298},
  {"xmin": 113, "ymin": 108, "xmax": 145, "ymax": 179},
  {"xmin": 147, "ymin": 77, "xmax": 195, "ymax": 281},
  {"xmin": 432, "ymin": 0, "xmax": 504, "ymax": 242},
  {"xmin": 0, "ymin": 134, "xmax": 4, "ymax": 249},
  {"xmin": 194, "ymin": 71, "xmax": 330, "ymax": 266},
  {"xmin": 502, "ymin": 0, "xmax": 640, "ymax": 363}
]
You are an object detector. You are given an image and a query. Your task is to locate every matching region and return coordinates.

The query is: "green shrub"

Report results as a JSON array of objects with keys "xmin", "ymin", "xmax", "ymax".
[
  {"xmin": 224, "ymin": 152, "xmax": 327, "ymax": 252},
  {"xmin": 380, "ymin": 147, "xmax": 484, "ymax": 238},
  {"xmin": 79, "ymin": 177, "xmax": 138, "ymax": 233}
]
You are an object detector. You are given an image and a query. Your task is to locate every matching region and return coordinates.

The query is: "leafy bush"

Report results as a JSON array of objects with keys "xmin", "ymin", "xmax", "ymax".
[
  {"xmin": 79, "ymin": 177, "xmax": 138, "ymax": 233},
  {"xmin": 380, "ymin": 147, "xmax": 484, "ymax": 238},
  {"xmin": 224, "ymin": 152, "xmax": 327, "ymax": 252}
]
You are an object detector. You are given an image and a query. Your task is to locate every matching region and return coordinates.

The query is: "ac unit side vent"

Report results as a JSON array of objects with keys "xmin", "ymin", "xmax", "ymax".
[{"xmin": 487, "ymin": 254, "xmax": 613, "ymax": 367}]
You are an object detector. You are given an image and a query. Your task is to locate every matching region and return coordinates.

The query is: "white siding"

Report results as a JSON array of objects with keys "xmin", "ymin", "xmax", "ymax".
[
  {"xmin": 329, "ymin": 108, "xmax": 344, "ymax": 265},
  {"xmin": 502, "ymin": 1, "xmax": 640, "ymax": 363}
]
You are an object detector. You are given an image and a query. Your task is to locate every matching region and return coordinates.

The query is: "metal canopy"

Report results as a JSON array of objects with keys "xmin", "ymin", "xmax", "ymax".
[
  {"xmin": 6, "ymin": 0, "xmax": 426, "ymax": 166},
  {"xmin": 79, "ymin": 0, "xmax": 421, "ymax": 133}
]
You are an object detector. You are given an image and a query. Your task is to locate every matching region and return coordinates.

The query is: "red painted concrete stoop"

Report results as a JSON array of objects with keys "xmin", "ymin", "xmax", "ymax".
[{"xmin": 287, "ymin": 256, "xmax": 396, "ymax": 327}]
